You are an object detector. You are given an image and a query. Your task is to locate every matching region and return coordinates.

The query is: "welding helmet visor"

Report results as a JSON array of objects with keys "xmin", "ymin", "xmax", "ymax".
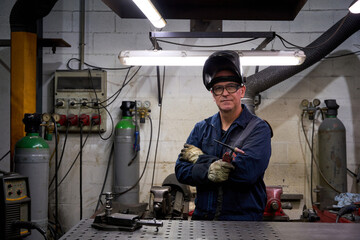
[{"xmin": 203, "ymin": 50, "xmax": 243, "ymax": 91}]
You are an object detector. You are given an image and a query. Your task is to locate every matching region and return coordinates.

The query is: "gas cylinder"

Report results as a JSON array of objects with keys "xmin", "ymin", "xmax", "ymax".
[
  {"xmin": 317, "ymin": 99, "xmax": 347, "ymax": 209},
  {"xmin": 14, "ymin": 113, "xmax": 50, "ymax": 240},
  {"xmin": 113, "ymin": 101, "xmax": 140, "ymax": 204}
]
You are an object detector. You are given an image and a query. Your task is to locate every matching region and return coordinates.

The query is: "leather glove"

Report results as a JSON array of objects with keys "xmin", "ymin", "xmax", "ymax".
[
  {"xmin": 179, "ymin": 144, "xmax": 203, "ymax": 164},
  {"xmin": 208, "ymin": 160, "xmax": 235, "ymax": 183}
]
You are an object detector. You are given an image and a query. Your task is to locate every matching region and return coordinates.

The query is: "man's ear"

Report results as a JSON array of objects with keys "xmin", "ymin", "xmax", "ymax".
[{"xmin": 240, "ymin": 85, "xmax": 246, "ymax": 97}]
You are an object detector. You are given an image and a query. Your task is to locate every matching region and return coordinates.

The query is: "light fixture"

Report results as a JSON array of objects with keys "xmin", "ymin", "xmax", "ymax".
[
  {"xmin": 118, "ymin": 50, "xmax": 306, "ymax": 66},
  {"xmin": 132, "ymin": 0, "xmax": 166, "ymax": 28},
  {"xmin": 349, "ymin": 0, "xmax": 360, "ymax": 13}
]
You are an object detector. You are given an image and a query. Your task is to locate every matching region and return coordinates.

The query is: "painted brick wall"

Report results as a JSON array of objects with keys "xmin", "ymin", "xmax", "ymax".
[{"xmin": 1, "ymin": 0, "xmax": 359, "ymax": 231}]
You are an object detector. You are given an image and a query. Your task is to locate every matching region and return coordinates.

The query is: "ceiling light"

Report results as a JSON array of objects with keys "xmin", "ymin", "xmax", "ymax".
[
  {"xmin": 118, "ymin": 50, "xmax": 306, "ymax": 66},
  {"xmin": 132, "ymin": 0, "xmax": 166, "ymax": 28},
  {"xmin": 349, "ymin": 0, "xmax": 360, "ymax": 13}
]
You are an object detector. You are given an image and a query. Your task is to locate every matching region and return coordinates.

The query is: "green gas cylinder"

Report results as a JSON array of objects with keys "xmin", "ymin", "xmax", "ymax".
[
  {"xmin": 113, "ymin": 101, "xmax": 140, "ymax": 204},
  {"xmin": 14, "ymin": 113, "xmax": 50, "ymax": 240}
]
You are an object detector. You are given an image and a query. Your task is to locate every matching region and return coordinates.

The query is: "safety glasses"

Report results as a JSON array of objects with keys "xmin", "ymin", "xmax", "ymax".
[{"xmin": 212, "ymin": 84, "xmax": 242, "ymax": 96}]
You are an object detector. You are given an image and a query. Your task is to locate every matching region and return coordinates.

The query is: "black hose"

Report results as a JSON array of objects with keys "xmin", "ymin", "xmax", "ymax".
[
  {"xmin": 0, "ymin": 150, "xmax": 10, "ymax": 162},
  {"xmin": 245, "ymin": 12, "xmax": 360, "ymax": 110},
  {"xmin": 80, "ymin": 123, "xmax": 83, "ymax": 220},
  {"xmin": 151, "ymin": 66, "xmax": 165, "ymax": 188},
  {"xmin": 336, "ymin": 204, "xmax": 358, "ymax": 223},
  {"xmin": 49, "ymin": 123, "xmax": 92, "ymax": 195},
  {"xmin": 49, "ymin": 123, "xmax": 70, "ymax": 189},
  {"xmin": 12, "ymin": 221, "xmax": 48, "ymax": 240},
  {"xmin": 51, "ymin": 116, "xmax": 59, "ymax": 239},
  {"xmin": 310, "ymin": 117, "xmax": 315, "ymax": 205}
]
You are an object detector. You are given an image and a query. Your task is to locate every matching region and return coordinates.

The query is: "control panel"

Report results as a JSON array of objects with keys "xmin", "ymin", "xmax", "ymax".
[
  {"xmin": 54, "ymin": 70, "xmax": 107, "ymax": 133},
  {"xmin": 0, "ymin": 173, "xmax": 31, "ymax": 239},
  {"xmin": 4, "ymin": 179, "xmax": 28, "ymax": 200}
]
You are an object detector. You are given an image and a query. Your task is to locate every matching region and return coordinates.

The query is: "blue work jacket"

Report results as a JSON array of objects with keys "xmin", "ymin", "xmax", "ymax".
[{"xmin": 175, "ymin": 104, "xmax": 271, "ymax": 220}]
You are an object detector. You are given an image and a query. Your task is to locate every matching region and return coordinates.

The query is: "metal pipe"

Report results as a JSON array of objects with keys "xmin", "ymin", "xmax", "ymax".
[{"xmin": 79, "ymin": 0, "xmax": 85, "ymax": 70}]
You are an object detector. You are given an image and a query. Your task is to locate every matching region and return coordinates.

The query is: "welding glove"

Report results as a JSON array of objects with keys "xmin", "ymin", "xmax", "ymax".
[
  {"xmin": 208, "ymin": 160, "xmax": 235, "ymax": 183},
  {"xmin": 179, "ymin": 144, "xmax": 203, "ymax": 164}
]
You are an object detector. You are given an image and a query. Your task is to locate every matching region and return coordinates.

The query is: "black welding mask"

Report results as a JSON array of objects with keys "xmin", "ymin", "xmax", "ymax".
[{"xmin": 203, "ymin": 50, "xmax": 243, "ymax": 91}]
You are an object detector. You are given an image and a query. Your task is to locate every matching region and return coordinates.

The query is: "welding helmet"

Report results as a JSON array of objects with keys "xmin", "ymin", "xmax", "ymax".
[{"xmin": 203, "ymin": 50, "xmax": 243, "ymax": 91}]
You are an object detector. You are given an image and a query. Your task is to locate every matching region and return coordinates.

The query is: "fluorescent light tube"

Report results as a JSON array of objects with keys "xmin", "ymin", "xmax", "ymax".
[
  {"xmin": 118, "ymin": 50, "xmax": 306, "ymax": 66},
  {"xmin": 132, "ymin": 0, "xmax": 166, "ymax": 28},
  {"xmin": 349, "ymin": 0, "xmax": 360, "ymax": 13},
  {"xmin": 238, "ymin": 50, "xmax": 306, "ymax": 66}
]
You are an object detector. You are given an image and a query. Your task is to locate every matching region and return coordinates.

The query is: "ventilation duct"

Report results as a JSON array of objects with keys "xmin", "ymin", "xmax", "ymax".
[{"xmin": 244, "ymin": 12, "xmax": 360, "ymax": 113}]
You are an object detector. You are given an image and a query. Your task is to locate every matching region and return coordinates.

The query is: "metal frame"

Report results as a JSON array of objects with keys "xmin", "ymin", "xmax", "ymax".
[{"xmin": 149, "ymin": 31, "xmax": 276, "ymax": 105}]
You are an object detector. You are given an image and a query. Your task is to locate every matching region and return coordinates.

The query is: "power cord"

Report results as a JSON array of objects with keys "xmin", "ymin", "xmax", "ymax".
[
  {"xmin": 66, "ymin": 58, "xmax": 132, "ymax": 71},
  {"xmin": 86, "ymin": 66, "xmax": 142, "ymax": 141},
  {"xmin": 336, "ymin": 204, "xmax": 359, "ymax": 223},
  {"xmin": 12, "ymin": 221, "xmax": 48, "ymax": 240},
  {"xmin": 51, "ymin": 116, "xmax": 59, "ymax": 238},
  {"xmin": 156, "ymin": 38, "xmax": 258, "ymax": 48},
  {"xmin": 275, "ymin": 13, "xmax": 350, "ymax": 50},
  {"xmin": 48, "ymin": 123, "xmax": 93, "ymax": 195},
  {"xmin": 79, "ymin": 122, "xmax": 84, "ymax": 220},
  {"xmin": 49, "ymin": 123, "xmax": 70, "ymax": 189},
  {"xmin": 0, "ymin": 150, "xmax": 10, "ymax": 162},
  {"xmin": 150, "ymin": 66, "xmax": 166, "ymax": 188},
  {"xmin": 48, "ymin": 219, "xmax": 64, "ymax": 240},
  {"xmin": 87, "ymin": 69, "xmax": 114, "ymax": 141}
]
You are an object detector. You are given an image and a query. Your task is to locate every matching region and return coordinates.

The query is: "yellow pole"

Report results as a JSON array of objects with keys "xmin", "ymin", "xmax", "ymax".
[{"xmin": 10, "ymin": 31, "xmax": 37, "ymax": 168}]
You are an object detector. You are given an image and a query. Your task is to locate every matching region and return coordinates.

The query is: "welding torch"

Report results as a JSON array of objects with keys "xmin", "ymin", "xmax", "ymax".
[{"xmin": 213, "ymin": 139, "xmax": 245, "ymax": 162}]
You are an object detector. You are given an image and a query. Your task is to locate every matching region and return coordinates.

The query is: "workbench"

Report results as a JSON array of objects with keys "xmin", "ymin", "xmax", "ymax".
[{"xmin": 60, "ymin": 218, "xmax": 359, "ymax": 240}]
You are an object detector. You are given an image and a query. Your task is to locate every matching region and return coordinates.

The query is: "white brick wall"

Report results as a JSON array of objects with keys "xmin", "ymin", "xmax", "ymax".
[{"xmin": 1, "ymin": 0, "xmax": 359, "ymax": 232}]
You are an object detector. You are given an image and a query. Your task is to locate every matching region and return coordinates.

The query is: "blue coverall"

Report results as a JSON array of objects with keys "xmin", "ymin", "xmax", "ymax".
[{"xmin": 175, "ymin": 104, "xmax": 271, "ymax": 220}]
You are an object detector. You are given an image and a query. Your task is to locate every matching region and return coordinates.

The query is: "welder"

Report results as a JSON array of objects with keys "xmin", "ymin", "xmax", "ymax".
[{"xmin": 175, "ymin": 50, "xmax": 272, "ymax": 221}]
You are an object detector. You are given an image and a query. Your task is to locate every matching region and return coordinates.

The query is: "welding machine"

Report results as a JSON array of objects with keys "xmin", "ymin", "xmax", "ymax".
[{"xmin": 0, "ymin": 172, "xmax": 31, "ymax": 239}]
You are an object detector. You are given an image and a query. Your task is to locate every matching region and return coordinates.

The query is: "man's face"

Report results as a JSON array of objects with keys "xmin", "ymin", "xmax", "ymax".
[{"xmin": 211, "ymin": 70, "xmax": 245, "ymax": 113}]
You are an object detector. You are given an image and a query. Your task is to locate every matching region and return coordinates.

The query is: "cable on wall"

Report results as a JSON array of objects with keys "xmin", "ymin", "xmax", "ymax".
[
  {"xmin": 156, "ymin": 38, "xmax": 258, "ymax": 48},
  {"xmin": 150, "ymin": 66, "xmax": 166, "ymax": 189}
]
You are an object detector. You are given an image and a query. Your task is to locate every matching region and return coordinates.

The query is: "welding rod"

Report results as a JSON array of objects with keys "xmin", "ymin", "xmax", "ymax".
[{"xmin": 214, "ymin": 139, "xmax": 245, "ymax": 155}]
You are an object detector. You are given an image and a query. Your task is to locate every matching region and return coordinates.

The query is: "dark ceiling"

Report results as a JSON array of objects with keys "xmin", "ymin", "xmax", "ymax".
[{"xmin": 102, "ymin": 0, "xmax": 307, "ymax": 21}]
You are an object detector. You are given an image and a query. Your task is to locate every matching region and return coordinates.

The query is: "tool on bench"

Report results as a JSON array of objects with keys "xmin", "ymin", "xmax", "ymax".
[{"xmin": 92, "ymin": 192, "xmax": 163, "ymax": 232}]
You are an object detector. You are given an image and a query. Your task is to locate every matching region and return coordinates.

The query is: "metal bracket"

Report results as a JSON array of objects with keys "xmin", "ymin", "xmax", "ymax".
[
  {"xmin": 148, "ymin": 31, "xmax": 276, "ymax": 106},
  {"xmin": 149, "ymin": 31, "xmax": 275, "ymax": 39},
  {"xmin": 190, "ymin": 19, "xmax": 222, "ymax": 32}
]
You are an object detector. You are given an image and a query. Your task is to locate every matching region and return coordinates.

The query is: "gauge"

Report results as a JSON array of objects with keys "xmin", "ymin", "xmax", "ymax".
[
  {"xmin": 136, "ymin": 100, "xmax": 142, "ymax": 108},
  {"xmin": 143, "ymin": 101, "xmax": 151, "ymax": 108},
  {"xmin": 42, "ymin": 113, "xmax": 51, "ymax": 122},
  {"xmin": 313, "ymin": 98, "xmax": 321, "ymax": 107},
  {"xmin": 301, "ymin": 99, "xmax": 309, "ymax": 107},
  {"xmin": 52, "ymin": 113, "xmax": 61, "ymax": 122}
]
